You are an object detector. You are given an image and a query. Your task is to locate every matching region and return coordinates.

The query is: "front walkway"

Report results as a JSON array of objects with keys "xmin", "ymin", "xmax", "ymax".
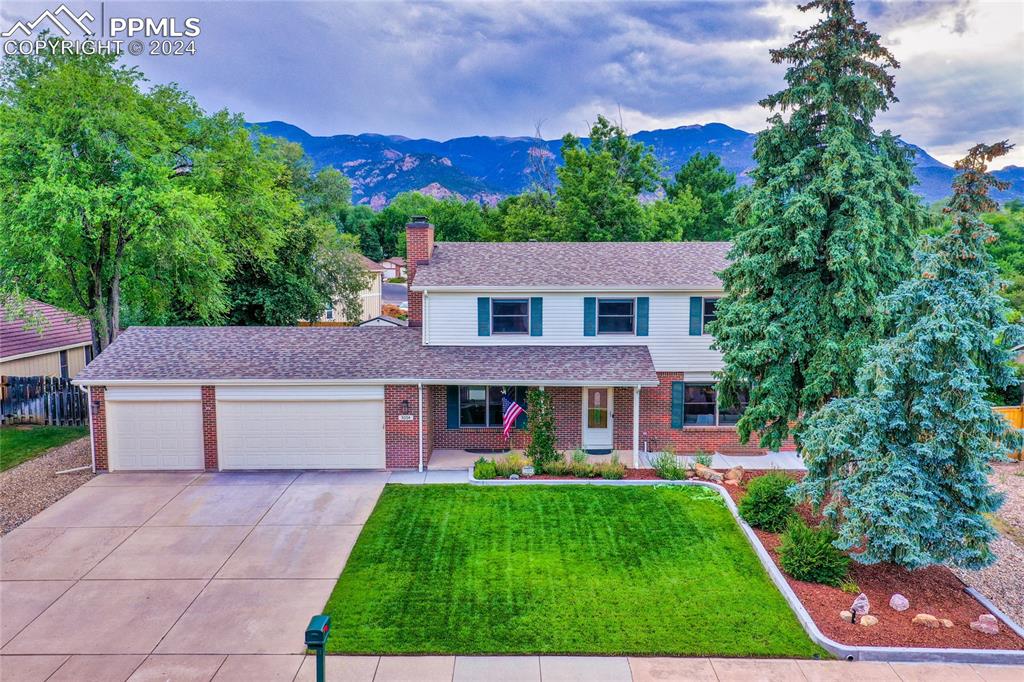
[{"xmin": 1, "ymin": 653, "xmax": 1017, "ymax": 680}]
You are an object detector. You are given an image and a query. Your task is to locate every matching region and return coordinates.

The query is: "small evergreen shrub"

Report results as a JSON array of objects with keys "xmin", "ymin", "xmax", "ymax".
[
  {"xmin": 652, "ymin": 451, "xmax": 686, "ymax": 480},
  {"xmin": 778, "ymin": 519, "xmax": 850, "ymax": 586},
  {"xmin": 738, "ymin": 472, "xmax": 795, "ymax": 532},
  {"xmin": 473, "ymin": 458, "xmax": 496, "ymax": 480},
  {"xmin": 525, "ymin": 388, "xmax": 560, "ymax": 473}
]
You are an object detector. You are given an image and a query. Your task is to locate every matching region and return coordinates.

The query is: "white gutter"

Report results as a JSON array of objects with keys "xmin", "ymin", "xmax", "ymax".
[
  {"xmin": 417, "ymin": 382, "xmax": 424, "ymax": 473},
  {"xmin": 409, "ymin": 285, "xmax": 726, "ymax": 294},
  {"xmin": 80, "ymin": 385, "xmax": 96, "ymax": 473},
  {"xmin": 73, "ymin": 377, "xmax": 661, "ymax": 388}
]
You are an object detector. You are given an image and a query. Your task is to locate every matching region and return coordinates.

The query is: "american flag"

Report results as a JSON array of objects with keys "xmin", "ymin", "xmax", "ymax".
[{"xmin": 502, "ymin": 394, "xmax": 526, "ymax": 439}]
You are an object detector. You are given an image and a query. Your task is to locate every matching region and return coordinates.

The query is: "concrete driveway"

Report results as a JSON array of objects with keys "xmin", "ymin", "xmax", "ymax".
[{"xmin": 0, "ymin": 470, "xmax": 388, "ymax": 681}]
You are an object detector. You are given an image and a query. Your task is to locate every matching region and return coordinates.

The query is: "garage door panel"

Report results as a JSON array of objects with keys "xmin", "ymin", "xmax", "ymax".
[
  {"xmin": 107, "ymin": 401, "xmax": 204, "ymax": 471},
  {"xmin": 217, "ymin": 399, "xmax": 385, "ymax": 469}
]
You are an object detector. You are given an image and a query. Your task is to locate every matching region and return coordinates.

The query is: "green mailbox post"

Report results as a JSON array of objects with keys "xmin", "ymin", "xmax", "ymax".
[{"xmin": 305, "ymin": 614, "xmax": 331, "ymax": 682}]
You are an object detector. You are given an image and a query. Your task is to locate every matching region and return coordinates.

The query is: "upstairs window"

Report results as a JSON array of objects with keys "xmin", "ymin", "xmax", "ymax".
[
  {"xmin": 597, "ymin": 298, "xmax": 634, "ymax": 334},
  {"xmin": 324, "ymin": 303, "xmax": 334, "ymax": 321},
  {"xmin": 702, "ymin": 298, "xmax": 718, "ymax": 333},
  {"xmin": 491, "ymin": 299, "xmax": 529, "ymax": 334}
]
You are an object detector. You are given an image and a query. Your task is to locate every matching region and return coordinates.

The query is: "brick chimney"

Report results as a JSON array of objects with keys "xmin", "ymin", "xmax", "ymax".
[{"xmin": 406, "ymin": 216, "xmax": 434, "ymax": 327}]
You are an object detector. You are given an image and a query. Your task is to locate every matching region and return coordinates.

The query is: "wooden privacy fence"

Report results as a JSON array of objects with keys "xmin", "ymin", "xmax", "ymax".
[
  {"xmin": 994, "ymin": 405, "xmax": 1024, "ymax": 461},
  {"xmin": 1, "ymin": 376, "xmax": 88, "ymax": 427}
]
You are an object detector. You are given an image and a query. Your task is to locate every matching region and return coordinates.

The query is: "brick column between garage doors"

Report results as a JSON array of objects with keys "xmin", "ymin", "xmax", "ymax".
[
  {"xmin": 201, "ymin": 386, "xmax": 218, "ymax": 471},
  {"xmin": 90, "ymin": 386, "xmax": 108, "ymax": 472}
]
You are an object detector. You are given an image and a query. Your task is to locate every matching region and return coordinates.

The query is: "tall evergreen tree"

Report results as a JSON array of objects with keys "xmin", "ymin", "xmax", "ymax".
[
  {"xmin": 799, "ymin": 142, "xmax": 1024, "ymax": 569},
  {"xmin": 712, "ymin": 0, "xmax": 925, "ymax": 448}
]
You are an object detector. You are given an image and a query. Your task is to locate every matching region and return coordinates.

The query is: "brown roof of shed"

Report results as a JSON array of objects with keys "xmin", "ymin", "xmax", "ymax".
[
  {"xmin": 412, "ymin": 241, "xmax": 732, "ymax": 289},
  {"xmin": 74, "ymin": 326, "xmax": 657, "ymax": 386},
  {"xmin": 1, "ymin": 299, "xmax": 92, "ymax": 360},
  {"xmin": 360, "ymin": 255, "xmax": 384, "ymax": 272}
]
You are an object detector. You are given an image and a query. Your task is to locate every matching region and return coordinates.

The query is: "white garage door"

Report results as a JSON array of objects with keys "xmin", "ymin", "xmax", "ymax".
[
  {"xmin": 216, "ymin": 385, "xmax": 385, "ymax": 469},
  {"xmin": 106, "ymin": 387, "xmax": 204, "ymax": 471}
]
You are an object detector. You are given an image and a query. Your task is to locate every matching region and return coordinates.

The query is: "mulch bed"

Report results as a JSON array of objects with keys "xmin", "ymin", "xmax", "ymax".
[{"xmin": 724, "ymin": 470, "xmax": 1024, "ymax": 650}]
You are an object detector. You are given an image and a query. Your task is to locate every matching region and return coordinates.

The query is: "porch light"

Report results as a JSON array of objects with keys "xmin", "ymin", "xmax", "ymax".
[{"xmin": 401, "ymin": 399, "xmax": 410, "ymax": 415}]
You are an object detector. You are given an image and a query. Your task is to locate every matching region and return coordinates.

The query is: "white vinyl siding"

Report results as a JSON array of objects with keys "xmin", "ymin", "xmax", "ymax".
[
  {"xmin": 424, "ymin": 291, "xmax": 723, "ymax": 372},
  {"xmin": 216, "ymin": 385, "xmax": 385, "ymax": 469}
]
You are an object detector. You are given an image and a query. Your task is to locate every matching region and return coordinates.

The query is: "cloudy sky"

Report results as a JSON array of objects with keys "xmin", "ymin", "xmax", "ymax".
[{"xmin": 3, "ymin": 0, "xmax": 1023, "ymax": 167}]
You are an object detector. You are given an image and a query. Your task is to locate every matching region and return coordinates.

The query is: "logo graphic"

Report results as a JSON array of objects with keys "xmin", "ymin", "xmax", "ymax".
[{"xmin": 2, "ymin": 4, "xmax": 94, "ymax": 37}]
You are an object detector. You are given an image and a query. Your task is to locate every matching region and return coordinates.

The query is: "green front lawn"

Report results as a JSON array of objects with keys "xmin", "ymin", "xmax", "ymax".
[
  {"xmin": 0, "ymin": 425, "xmax": 89, "ymax": 471},
  {"xmin": 323, "ymin": 484, "xmax": 824, "ymax": 657}
]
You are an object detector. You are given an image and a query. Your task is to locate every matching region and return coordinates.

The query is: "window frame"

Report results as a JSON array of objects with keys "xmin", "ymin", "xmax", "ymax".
[
  {"xmin": 681, "ymin": 382, "xmax": 749, "ymax": 427},
  {"xmin": 702, "ymin": 298, "xmax": 719, "ymax": 334},
  {"xmin": 59, "ymin": 350, "xmax": 69, "ymax": 379},
  {"xmin": 490, "ymin": 298, "xmax": 530, "ymax": 335},
  {"xmin": 596, "ymin": 297, "xmax": 636, "ymax": 335},
  {"xmin": 84, "ymin": 346, "xmax": 94, "ymax": 365},
  {"xmin": 458, "ymin": 385, "xmax": 526, "ymax": 428}
]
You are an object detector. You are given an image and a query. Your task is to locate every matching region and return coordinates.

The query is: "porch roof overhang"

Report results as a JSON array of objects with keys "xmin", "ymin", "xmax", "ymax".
[{"xmin": 73, "ymin": 326, "xmax": 659, "ymax": 387}]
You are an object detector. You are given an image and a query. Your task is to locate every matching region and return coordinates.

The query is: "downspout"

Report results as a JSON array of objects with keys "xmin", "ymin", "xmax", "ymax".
[
  {"xmin": 81, "ymin": 385, "xmax": 96, "ymax": 473},
  {"xmin": 418, "ymin": 382, "xmax": 424, "ymax": 473}
]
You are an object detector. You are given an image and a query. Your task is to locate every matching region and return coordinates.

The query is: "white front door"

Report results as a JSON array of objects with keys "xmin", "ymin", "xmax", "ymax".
[{"xmin": 582, "ymin": 387, "xmax": 613, "ymax": 452}]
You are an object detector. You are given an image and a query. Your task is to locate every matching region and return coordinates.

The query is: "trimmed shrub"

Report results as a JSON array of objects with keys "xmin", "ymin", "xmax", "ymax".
[
  {"xmin": 738, "ymin": 472, "xmax": 796, "ymax": 532},
  {"xmin": 473, "ymin": 458, "xmax": 496, "ymax": 480},
  {"xmin": 543, "ymin": 458, "xmax": 570, "ymax": 476},
  {"xmin": 571, "ymin": 461, "xmax": 596, "ymax": 478},
  {"xmin": 778, "ymin": 519, "xmax": 850, "ymax": 586}
]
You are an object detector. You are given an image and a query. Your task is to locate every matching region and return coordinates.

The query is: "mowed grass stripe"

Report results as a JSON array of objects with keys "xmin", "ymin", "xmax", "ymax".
[{"xmin": 323, "ymin": 484, "xmax": 824, "ymax": 657}]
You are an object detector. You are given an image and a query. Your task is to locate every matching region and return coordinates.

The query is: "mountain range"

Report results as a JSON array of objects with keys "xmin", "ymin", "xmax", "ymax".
[{"xmin": 250, "ymin": 120, "xmax": 1023, "ymax": 207}]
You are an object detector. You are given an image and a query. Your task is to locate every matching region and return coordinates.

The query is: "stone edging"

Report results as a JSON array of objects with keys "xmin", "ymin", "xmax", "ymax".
[{"xmin": 467, "ymin": 472, "xmax": 1024, "ymax": 664}]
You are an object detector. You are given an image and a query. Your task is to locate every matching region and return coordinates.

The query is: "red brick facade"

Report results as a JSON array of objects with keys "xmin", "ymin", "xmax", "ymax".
[
  {"xmin": 90, "ymin": 386, "xmax": 108, "ymax": 471},
  {"xmin": 384, "ymin": 384, "xmax": 432, "ymax": 468},
  {"xmin": 405, "ymin": 221, "xmax": 434, "ymax": 328},
  {"xmin": 201, "ymin": 386, "xmax": 218, "ymax": 470}
]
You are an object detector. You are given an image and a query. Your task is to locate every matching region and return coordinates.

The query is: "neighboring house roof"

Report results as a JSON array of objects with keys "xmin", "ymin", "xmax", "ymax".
[
  {"xmin": 357, "ymin": 316, "xmax": 408, "ymax": 327},
  {"xmin": 385, "ymin": 257, "xmax": 406, "ymax": 266},
  {"xmin": 1, "ymin": 299, "xmax": 92, "ymax": 361},
  {"xmin": 360, "ymin": 255, "xmax": 384, "ymax": 272},
  {"xmin": 411, "ymin": 241, "xmax": 732, "ymax": 290},
  {"xmin": 74, "ymin": 327, "xmax": 658, "ymax": 386}
]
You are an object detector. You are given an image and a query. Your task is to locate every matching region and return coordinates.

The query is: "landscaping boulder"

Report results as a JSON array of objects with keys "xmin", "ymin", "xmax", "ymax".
[
  {"xmin": 889, "ymin": 593, "xmax": 910, "ymax": 612},
  {"xmin": 851, "ymin": 593, "xmax": 870, "ymax": 616},
  {"xmin": 970, "ymin": 614, "xmax": 1000, "ymax": 635},
  {"xmin": 860, "ymin": 615, "xmax": 878, "ymax": 627},
  {"xmin": 839, "ymin": 610, "xmax": 854, "ymax": 623},
  {"xmin": 940, "ymin": 619, "xmax": 954, "ymax": 629},
  {"xmin": 912, "ymin": 613, "xmax": 940, "ymax": 628},
  {"xmin": 693, "ymin": 463, "xmax": 723, "ymax": 483},
  {"xmin": 723, "ymin": 466, "xmax": 744, "ymax": 486}
]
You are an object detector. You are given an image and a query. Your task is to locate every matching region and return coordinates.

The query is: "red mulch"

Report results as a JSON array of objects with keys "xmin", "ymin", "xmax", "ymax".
[{"xmin": 724, "ymin": 471, "xmax": 1024, "ymax": 650}]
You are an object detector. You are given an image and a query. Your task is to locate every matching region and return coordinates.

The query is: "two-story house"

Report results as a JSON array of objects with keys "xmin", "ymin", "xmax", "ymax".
[{"xmin": 74, "ymin": 218, "xmax": 766, "ymax": 473}]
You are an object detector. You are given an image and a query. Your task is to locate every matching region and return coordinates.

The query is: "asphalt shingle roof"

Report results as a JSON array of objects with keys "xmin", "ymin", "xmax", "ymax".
[
  {"xmin": 411, "ymin": 241, "xmax": 732, "ymax": 289},
  {"xmin": 75, "ymin": 326, "xmax": 658, "ymax": 386},
  {"xmin": 1, "ymin": 299, "xmax": 93, "ymax": 360}
]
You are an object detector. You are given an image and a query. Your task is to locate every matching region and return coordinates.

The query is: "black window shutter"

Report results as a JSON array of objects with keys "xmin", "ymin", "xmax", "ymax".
[
  {"xmin": 447, "ymin": 386, "xmax": 460, "ymax": 428},
  {"xmin": 671, "ymin": 381, "xmax": 685, "ymax": 428},
  {"xmin": 689, "ymin": 297, "xmax": 703, "ymax": 336}
]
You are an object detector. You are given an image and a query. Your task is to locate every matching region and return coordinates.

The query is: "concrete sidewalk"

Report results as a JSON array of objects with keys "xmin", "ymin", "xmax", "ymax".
[{"xmin": 1, "ymin": 653, "xmax": 1019, "ymax": 681}]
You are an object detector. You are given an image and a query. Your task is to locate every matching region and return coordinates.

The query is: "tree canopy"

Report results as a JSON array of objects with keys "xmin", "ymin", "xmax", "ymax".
[
  {"xmin": 711, "ymin": 0, "xmax": 925, "ymax": 449},
  {"xmin": 799, "ymin": 142, "xmax": 1024, "ymax": 569}
]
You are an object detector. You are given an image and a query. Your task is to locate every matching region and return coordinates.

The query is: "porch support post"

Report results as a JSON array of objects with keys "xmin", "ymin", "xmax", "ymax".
[
  {"xmin": 632, "ymin": 385, "xmax": 641, "ymax": 468},
  {"xmin": 417, "ymin": 383, "xmax": 424, "ymax": 473}
]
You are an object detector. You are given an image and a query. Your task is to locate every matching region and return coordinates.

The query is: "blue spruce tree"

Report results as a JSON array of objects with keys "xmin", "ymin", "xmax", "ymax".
[{"xmin": 799, "ymin": 142, "xmax": 1024, "ymax": 569}]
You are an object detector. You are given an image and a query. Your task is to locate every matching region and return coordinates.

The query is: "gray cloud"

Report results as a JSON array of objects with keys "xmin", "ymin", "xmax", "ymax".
[{"xmin": 2, "ymin": 0, "xmax": 1021, "ymax": 165}]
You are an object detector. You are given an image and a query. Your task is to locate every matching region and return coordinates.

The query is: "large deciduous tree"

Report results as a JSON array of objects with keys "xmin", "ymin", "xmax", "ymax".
[
  {"xmin": 799, "ymin": 142, "xmax": 1024, "ymax": 569},
  {"xmin": 663, "ymin": 152, "xmax": 741, "ymax": 241},
  {"xmin": 0, "ymin": 41, "xmax": 231, "ymax": 349},
  {"xmin": 712, "ymin": 0, "xmax": 925, "ymax": 448}
]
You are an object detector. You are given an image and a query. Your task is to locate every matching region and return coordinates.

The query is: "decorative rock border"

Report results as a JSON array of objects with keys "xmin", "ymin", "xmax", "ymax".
[{"xmin": 467, "ymin": 472, "xmax": 1024, "ymax": 664}]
